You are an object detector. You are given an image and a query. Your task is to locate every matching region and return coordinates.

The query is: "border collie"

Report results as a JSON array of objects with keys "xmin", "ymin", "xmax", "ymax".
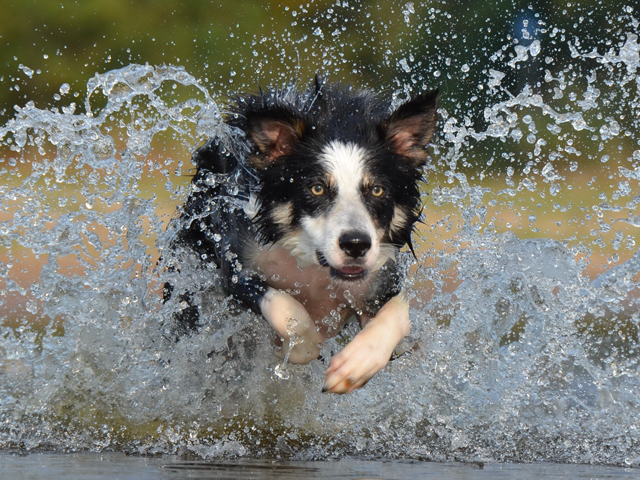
[{"xmin": 167, "ymin": 78, "xmax": 437, "ymax": 394}]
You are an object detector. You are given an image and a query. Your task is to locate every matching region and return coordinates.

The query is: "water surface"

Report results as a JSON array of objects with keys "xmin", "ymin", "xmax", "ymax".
[{"xmin": 1, "ymin": 454, "xmax": 638, "ymax": 480}]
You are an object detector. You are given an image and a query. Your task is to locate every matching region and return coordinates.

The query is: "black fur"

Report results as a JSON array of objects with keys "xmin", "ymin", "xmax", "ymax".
[{"xmin": 166, "ymin": 79, "xmax": 437, "ymax": 331}]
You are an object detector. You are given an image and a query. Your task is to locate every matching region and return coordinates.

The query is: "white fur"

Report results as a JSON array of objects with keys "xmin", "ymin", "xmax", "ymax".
[
  {"xmin": 323, "ymin": 293, "xmax": 410, "ymax": 393},
  {"xmin": 287, "ymin": 141, "xmax": 383, "ymax": 271},
  {"xmin": 259, "ymin": 287, "xmax": 323, "ymax": 364}
]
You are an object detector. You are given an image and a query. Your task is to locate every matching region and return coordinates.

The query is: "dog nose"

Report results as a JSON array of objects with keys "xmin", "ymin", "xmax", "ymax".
[{"xmin": 339, "ymin": 231, "xmax": 371, "ymax": 258}]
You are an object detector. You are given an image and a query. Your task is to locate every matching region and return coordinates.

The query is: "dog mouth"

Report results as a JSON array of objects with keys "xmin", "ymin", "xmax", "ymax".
[
  {"xmin": 316, "ymin": 251, "xmax": 368, "ymax": 281},
  {"xmin": 330, "ymin": 265, "xmax": 367, "ymax": 281}
]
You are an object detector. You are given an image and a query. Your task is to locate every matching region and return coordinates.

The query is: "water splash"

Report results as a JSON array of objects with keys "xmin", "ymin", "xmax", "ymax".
[
  {"xmin": 1, "ymin": 4, "xmax": 640, "ymax": 467},
  {"xmin": 274, "ymin": 318, "xmax": 306, "ymax": 380}
]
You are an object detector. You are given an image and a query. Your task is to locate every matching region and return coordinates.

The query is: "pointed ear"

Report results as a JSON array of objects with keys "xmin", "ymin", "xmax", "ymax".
[
  {"xmin": 247, "ymin": 113, "xmax": 305, "ymax": 169},
  {"xmin": 384, "ymin": 89, "xmax": 438, "ymax": 166}
]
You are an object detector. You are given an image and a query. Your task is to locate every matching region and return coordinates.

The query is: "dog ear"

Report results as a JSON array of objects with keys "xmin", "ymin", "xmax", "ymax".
[
  {"xmin": 383, "ymin": 90, "xmax": 438, "ymax": 166},
  {"xmin": 246, "ymin": 113, "xmax": 305, "ymax": 169}
]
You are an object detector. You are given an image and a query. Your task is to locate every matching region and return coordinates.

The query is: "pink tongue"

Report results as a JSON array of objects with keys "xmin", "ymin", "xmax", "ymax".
[{"xmin": 340, "ymin": 266, "xmax": 364, "ymax": 274}]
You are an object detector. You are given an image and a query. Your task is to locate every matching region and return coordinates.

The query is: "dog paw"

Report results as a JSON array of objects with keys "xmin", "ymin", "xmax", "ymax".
[
  {"xmin": 322, "ymin": 294, "xmax": 409, "ymax": 394},
  {"xmin": 322, "ymin": 326, "xmax": 394, "ymax": 393},
  {"xmin": 261, "ymin": 289, "xmax": 324, "ymax": 364}
]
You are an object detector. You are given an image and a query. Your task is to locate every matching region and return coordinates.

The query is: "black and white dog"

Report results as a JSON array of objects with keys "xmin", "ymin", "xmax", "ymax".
[{"xmin": 167, "ymin": 78, "xmax": 437, "ymax": 394}]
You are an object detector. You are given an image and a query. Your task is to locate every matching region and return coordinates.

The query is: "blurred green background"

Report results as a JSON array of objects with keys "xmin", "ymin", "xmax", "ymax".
[{"xmin": 0, "ymin": 0, "xmax": 617, "ymax": 123}]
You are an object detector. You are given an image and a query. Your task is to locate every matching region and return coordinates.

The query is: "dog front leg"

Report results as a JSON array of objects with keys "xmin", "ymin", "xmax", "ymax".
[
  {"xmin": 260, "ymin": 288, "xmax": 324, "ymax": 364},
  {"xmin": 323, "ymin": 293, "xmax": 410, "ymax": 394}
]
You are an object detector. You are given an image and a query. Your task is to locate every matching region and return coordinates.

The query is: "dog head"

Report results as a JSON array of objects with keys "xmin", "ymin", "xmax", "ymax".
[{"xmin": 236, "ymin": 80, "xmax": 437, "ymax": 282}]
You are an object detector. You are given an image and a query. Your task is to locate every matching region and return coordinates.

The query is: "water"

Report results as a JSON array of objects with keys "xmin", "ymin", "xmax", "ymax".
[
  {"xmin": 1, "ymin": 453, "xmax": 638, "ymax": 480},
  {"xmin": 1, "ymin": 1, "xmax": 640, "ymax": 470}
]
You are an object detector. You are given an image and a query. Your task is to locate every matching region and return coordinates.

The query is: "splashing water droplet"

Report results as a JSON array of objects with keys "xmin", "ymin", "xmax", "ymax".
[
  {"xmin": 402, "ymin": 2, "xmax": 415, "ymax": 24},
  {"xmin": 529, "ymin": 39, "xmax": 541, "ymax": 57},
  {"xmin": 274, "ymin": 363, "xmax": 290, "ymax": 380},
  {"xmin": 399, "ymin": 58, "xmax": 411, "ymax": 73}
]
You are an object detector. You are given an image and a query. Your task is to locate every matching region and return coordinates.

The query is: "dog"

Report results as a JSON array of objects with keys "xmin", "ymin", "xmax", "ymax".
[{"xmin": 165, "ymin": 78, "xmax": 437, "ymax": 394}]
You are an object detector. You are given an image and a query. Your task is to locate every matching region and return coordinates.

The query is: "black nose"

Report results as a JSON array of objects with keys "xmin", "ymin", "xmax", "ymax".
[{"xmin": 339, "ymin": 232, "xmax": 371, "ymax": 258}]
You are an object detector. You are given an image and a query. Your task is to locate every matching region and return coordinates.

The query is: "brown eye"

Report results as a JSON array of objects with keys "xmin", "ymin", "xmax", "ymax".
[
  {"xmin": 310, "ymin": 184, "xmax": 325, "ymax": 196},
  {"xmin": 371, "ymin": 185, "xmax": 384, "ymax": 197}
]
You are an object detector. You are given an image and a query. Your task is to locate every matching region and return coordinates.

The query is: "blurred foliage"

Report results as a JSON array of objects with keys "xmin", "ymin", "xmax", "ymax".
[{"xmin": 0, "ymin": 0, "xmax": 621, "ymax": 119}]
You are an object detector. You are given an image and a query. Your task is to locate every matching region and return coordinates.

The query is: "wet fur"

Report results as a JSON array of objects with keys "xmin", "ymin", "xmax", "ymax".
[{"xmin": 167, "ymin": 78, "xmax": 437, "ymax": 393}]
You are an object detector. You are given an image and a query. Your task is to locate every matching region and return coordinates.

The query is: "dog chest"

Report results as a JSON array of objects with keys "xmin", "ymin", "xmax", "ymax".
[{"xmin": 251, "ymin": 244, "xmax": 369, "ymax": 320}]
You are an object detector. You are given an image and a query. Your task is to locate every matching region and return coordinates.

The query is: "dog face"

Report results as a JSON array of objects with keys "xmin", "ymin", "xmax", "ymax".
[{"xmin": 235, "ymin": 82, "xmax": 437, "ymax": 282}]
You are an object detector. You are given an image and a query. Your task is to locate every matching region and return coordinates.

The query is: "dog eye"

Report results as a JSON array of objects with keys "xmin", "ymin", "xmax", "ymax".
[
  {"xmin": 310, "ymin": 184, "xmax": 325, "ymax": 196},
  {"xmin": 371, "ymin": 185, "xmax": 385, "ymax": 197}
]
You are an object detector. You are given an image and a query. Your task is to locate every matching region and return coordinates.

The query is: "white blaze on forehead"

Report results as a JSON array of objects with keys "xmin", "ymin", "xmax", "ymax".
[
  {"xmin": 280, "ymin": 141, "xmax": 397, "ymax": 272},
  {"xmin": 319, "ymin": 141, "xmax": 368, "ymax": 195},
  {"xmin": 308, "ymin": 140, "xmax": 382, "ymax": 270}
]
